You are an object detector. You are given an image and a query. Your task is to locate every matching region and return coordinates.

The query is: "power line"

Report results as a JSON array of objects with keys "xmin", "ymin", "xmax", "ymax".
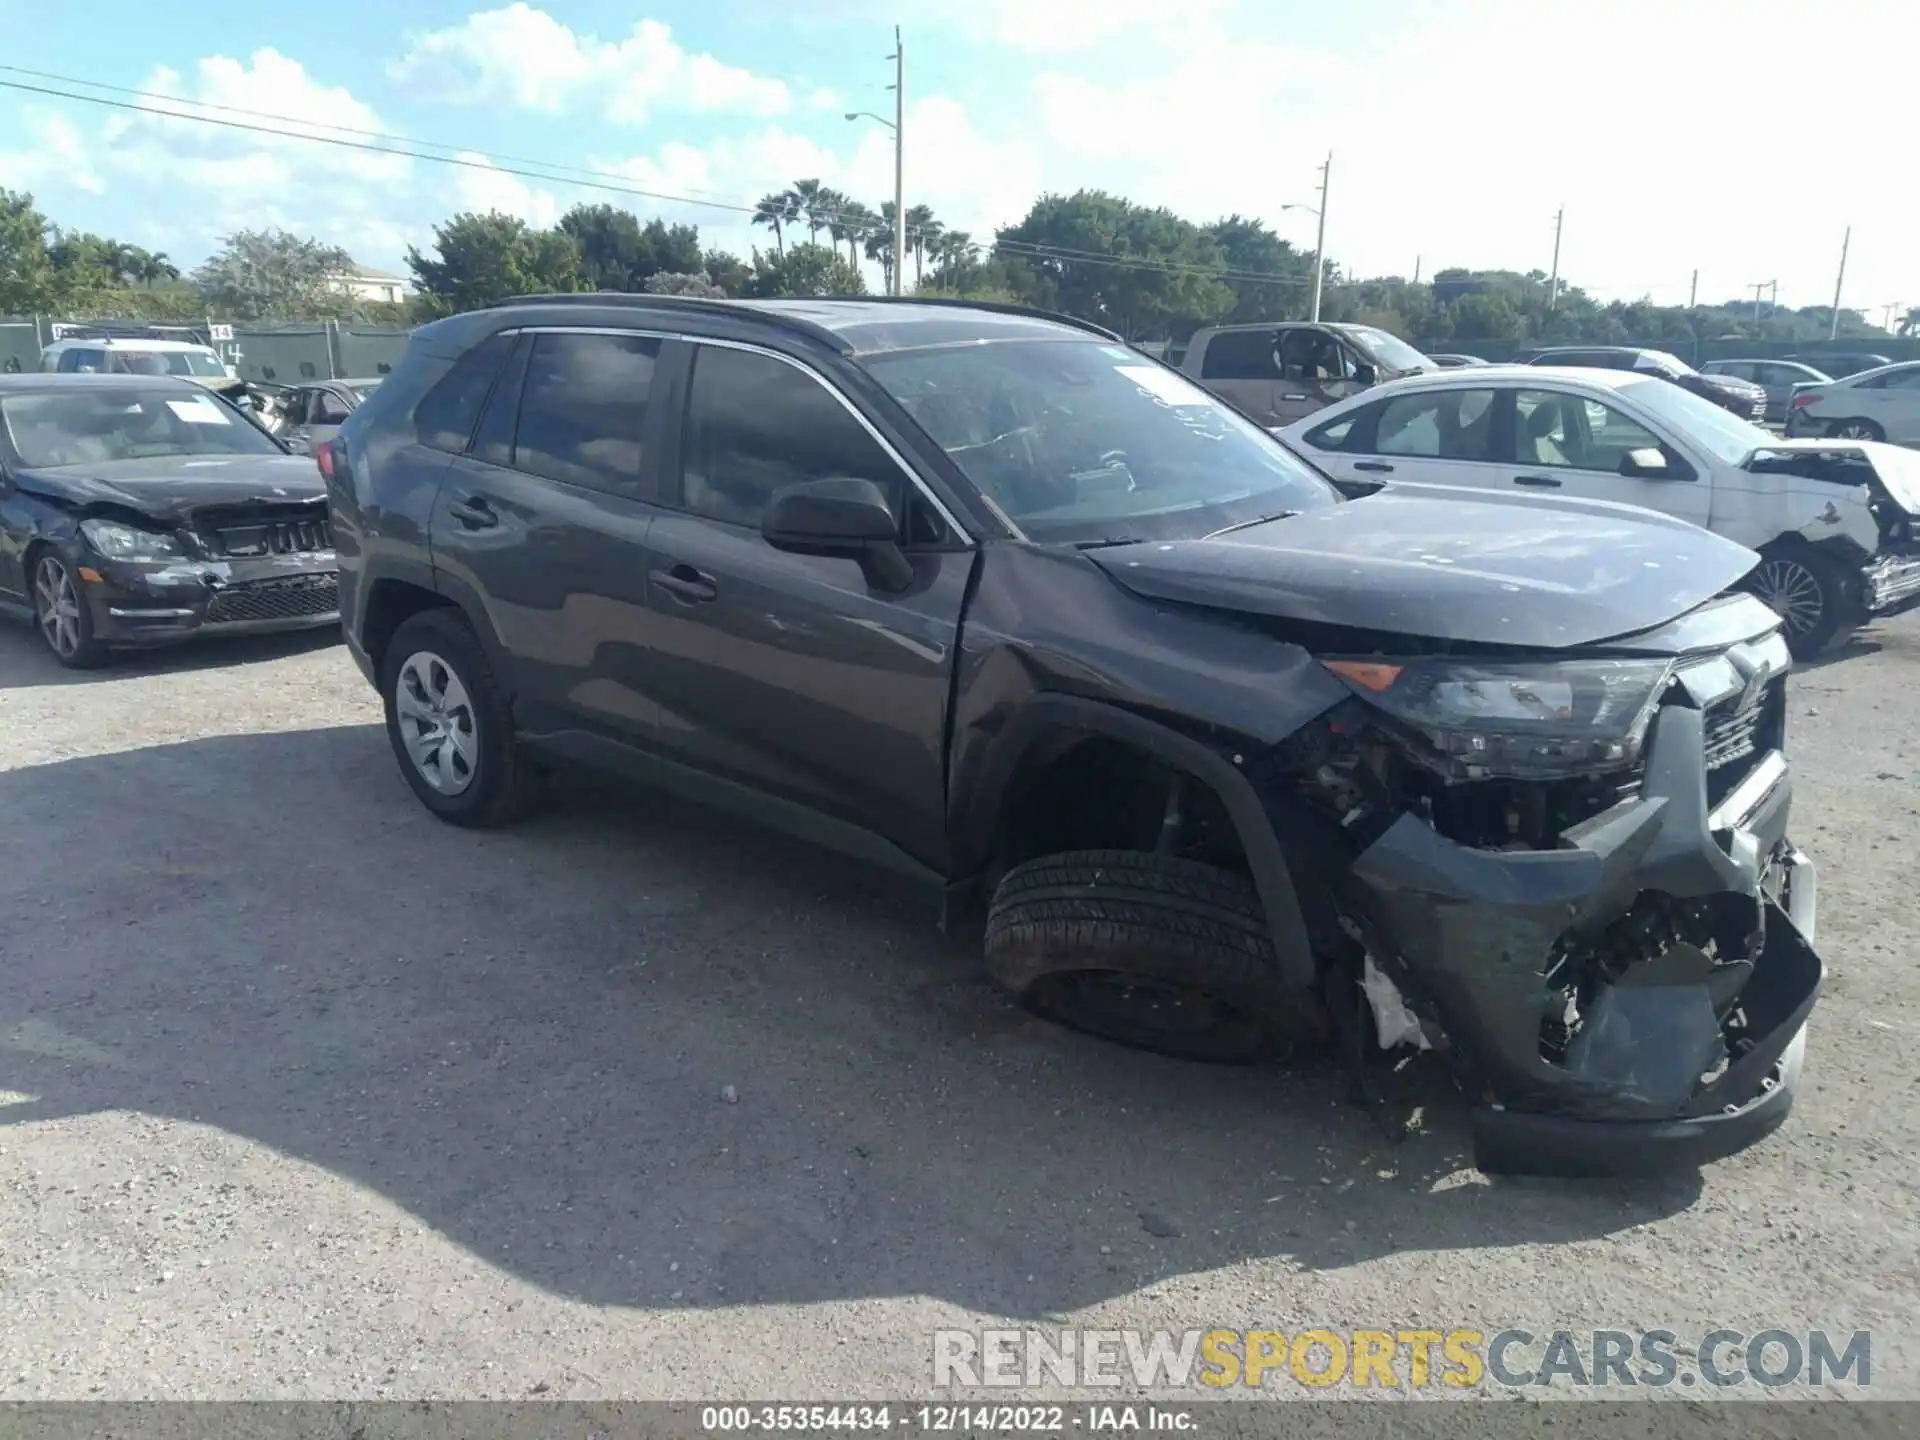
[{"xmin": 0, "ymin": 71, "xmax": 1317, "ymax": 292}]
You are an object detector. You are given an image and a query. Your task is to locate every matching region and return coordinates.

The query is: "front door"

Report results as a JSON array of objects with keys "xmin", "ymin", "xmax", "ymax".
[
  {"xmin": 1505, "ymin": 386, "xmax": 1713, "ymax": 529},
  {"xmin": 429, "ymin": 327, "xmax": 669, "ymax": 747},
  {"xmin": 640, "ymin": 340, "xmax": 971, "ymax": 866},
  {"xmin": 1311, "ymin": 384, "xmax": 1507, "ymax": 496},
  {"xmin": 1274, "ymin": 327, "xmax": 1365, "ymax": 426}
]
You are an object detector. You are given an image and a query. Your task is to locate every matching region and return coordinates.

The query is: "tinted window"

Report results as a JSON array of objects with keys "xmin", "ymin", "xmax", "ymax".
[
  {"xmin": 1199, "ymin": 330, "xmax": 1280, "ymax": 380},
  {"xmin": 1374, "ymin": 389, "xmax": 1497, "ymax": 460},
  {"xmin": 1515, "ymin": 388, "xmax": 1664, "ymax": 471},
  {"xmin": 416, "ymin": 330, "xmax": 516, "ymax": 453},
  {"xmin": 312, "ymin": 390, "xmax": 352, "ymax": 424},
  {"xmin": 57, "ymin": 348, "xmax": 103, "ymax": 373},
  {"xmin": 1882, "ymin": 367, "xmax": 1920, "ymax": 391},
  {"xmin": 679, "ymin": 345, "xmax": 903, "ymax": 529},
  {"xmin": 1279, "ymin": 329, "xmax": 1353, "ymax": 381},
  {"xmin": 1302, "ymin": 413, "xmax": 1357, "ymax": 450},
  {"xmin": 509, "ymin": 332, "xmax": 659, "ymax": 493},
  {"xmin": 471, "ymin": 335, "xmax": 530, "ymax": 469},
  {"xmin": 0, "ymin": 386, "xmax": 286, "ymax": 468}
]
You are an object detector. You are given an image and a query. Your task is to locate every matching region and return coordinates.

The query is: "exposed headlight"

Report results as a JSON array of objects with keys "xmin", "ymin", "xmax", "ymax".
[
  {"xmin": 78, "ymin": 518, "xmax": 186, "ymax": 563},
  {"xmin": 1322, "ymin": 656, "xmax": 1673, "ymax": 780}
]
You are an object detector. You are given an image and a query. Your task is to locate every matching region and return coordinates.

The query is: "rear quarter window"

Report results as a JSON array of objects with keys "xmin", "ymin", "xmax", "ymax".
[{"xmin": 414, "ymin": 331, "xmax": 516, "ymax": 454}]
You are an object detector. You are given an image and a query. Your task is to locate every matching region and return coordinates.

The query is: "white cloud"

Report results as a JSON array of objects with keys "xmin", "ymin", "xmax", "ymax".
[
  {"xmin": 448, "ymin": 151, "xmax": 563, "ymax": 229},
  {"xmin": 0, "ymin": 109, "xmax": 101, "ymax": 196},
  {"xmin": 390, "ymin": 5, "xmax": 789, "ymax": 125}
]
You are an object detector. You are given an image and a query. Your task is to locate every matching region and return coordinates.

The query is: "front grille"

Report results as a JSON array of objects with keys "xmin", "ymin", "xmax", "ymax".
[
  {"xmin": 202, "ymin": 516, "xmax": 333, "ymax": 557},
  {"xmin": 1702, "ymin": 674, "xmax": 1786, "ymax": 807},
  {"xmin": 205, "ymin": 574, "xmax": 340, "ymax": 625}
]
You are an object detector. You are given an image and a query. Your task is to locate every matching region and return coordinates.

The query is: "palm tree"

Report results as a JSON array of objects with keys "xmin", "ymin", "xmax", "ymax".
[
  {"xmin": 1900, "ymin": 307, "xmax": 1920, "ymax": 339},
  {"xmin": 818, "ymin": 187, "xmax": 853, "ymax": 257},
  {"xmin": 929, "ymin": 231, "xmax": 974, "ymax": 288},
  {"xmin": 904, "ymin": 204, "xmax": 941, "ymax": 288},
  {"xmin": 837, "ymin": 201, "xmax": 877, "ymax": 271},
  {"xmin": 864, "ymin": 202, "xmax": 899, "ymax": 293},
  {"xmin": 752, "ymin": 191, "xmax": 798, "ymax": 257},
  {"xmin": 791, "ymin": 179, "xmax": 835, "ymax": 244}
]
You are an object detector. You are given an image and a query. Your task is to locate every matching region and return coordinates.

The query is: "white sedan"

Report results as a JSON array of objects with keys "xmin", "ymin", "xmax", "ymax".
[
  {"xmin": 1784, "ymin": 359, "xmax": 1920, "ymax": 445},
  {"xmin": 1270, "ymin": 365, "xmax": 1920, "ymax": 657}
]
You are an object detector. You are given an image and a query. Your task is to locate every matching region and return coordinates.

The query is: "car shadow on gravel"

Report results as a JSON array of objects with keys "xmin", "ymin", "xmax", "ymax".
[
  {"xmin": 0, "ymin": 726, "xmax": 1703, "ymax": 1319},
  {"xmin": 0, "ymin": 624, "xmax": 341, "ymax": 689}
]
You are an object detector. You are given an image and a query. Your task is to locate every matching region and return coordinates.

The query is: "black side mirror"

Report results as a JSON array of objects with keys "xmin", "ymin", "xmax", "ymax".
[
  {"xmin": 762, "ymin": 476, "xmax": 913, "ymax": 591},
  {"xmin": 1620, "ymin": 447, "xmax": 1671, "ymax": 478},
  {"xmin": 1352, "ymin": 363, "xmax": 1378, "ymax": 386}
]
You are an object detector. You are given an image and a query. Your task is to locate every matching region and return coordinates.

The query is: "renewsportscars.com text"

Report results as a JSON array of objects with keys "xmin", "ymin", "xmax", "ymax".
[{"xmin": 932, "ymin": 1327, "xmax": 1871, "ymax": 1391}]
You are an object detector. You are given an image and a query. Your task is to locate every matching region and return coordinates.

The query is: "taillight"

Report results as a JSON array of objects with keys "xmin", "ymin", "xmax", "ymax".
[
  {"xmin": 1790, "ymin": 392, "xmax": 1818, "ymax": 411},
  {"xmin": 314, "ymin": 439, "xmax": 337, "ymax": 481}
]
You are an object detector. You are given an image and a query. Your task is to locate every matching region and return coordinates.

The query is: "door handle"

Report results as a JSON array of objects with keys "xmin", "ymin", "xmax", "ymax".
[
  {"xmin": 1513, "ymin": 474, "xmax": 1563, "ymax": 488},
  {"xmin": 1353, "ymin": 460, "xmax": 1394, "ymax": 474},
  {"xmin": 448, "ymin": 495, "xmax": 499, "ymax": 529},
  {"xmin": 651, "ymin": 563, "xmax": 718, "ymax": 604}
]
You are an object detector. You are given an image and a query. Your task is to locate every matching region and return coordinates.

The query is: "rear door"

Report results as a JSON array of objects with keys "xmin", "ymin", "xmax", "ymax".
[
  {"xmin": 1503, "ymin": 385, "xmax": 1712, "ymax": 527},
  {"xmin": 1299, "ymin": 384, "xmax": 1507, "ymax": 495},
  {"xmin": 639, "ymin": 339, "xmax": 972, "ymax": 866},
  {"xmin": 1195, "ymin": 328, "xmax": 1282, "ymax": 424},
  {"xmin": 1855, "ymin": 364, "xmax": 1920, "ymax": 444},
  {"xmin": 429, "ymin": 327, "xmax": 669, "ymax": 748}
]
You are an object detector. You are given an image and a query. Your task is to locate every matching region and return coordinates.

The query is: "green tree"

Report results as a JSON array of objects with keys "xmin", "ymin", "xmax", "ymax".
[
  {"xmin": 1205, "ymin": 215, "xmax": 1311, "ymax": 324},
  {"xmin": 791, "ymin": 178, "xmax": 837, "ymax": 244},
  {"xmin": 994, "ymin": 190, "xmax": 1231, "ymax": 339},
  {"xmin": 835, "ymin": 200, "xmax": 878, "ymax": 271},
  {"xmin": 864, "ymin": 201, "xmax": 900, "ymax": 292},
  {"xmin": 744, "ymin": 242, "xmax": 865, "ymax": 298},
  {"xmin": 703, "ymin": 248, "xmax": 751, "ymax": 296},
  {"xmin": 407, "ymin": 212, "xmax": 582, "ymax": 317},
  {"xmin": 904, "ymin": 204, "xmax": 941, "ymax": 287},
  {"xmin": 559, "ymin": 203, "xmax": 649, "ymax": 291},
  {"xmin": 752, "ymin": 191, "xmax": 798, "ymax": 258},
  {"xmin": 0, "ymin": 190, "xmax": 56, "ymax": 313},
  {"xmin": 193, "ymin": 228, "xmax": 355, "ymax": 321}
]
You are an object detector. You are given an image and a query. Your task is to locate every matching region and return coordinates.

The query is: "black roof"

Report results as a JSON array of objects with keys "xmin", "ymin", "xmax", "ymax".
[{"xmin": 481, "ymin": 293, "xmax": 1122, "ymax": 356}]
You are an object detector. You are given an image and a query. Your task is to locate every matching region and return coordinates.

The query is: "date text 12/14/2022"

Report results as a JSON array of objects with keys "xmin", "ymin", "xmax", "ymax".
[{"xmin": 698, "ymin": 1406, "xmax": 1197, "ymax": 1432}]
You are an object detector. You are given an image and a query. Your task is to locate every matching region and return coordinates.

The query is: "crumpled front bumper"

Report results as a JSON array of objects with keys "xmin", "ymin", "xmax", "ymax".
[
  {"xmin": 1863, "ymin": 549, "xmax": 1920, "ymax": 615},
  {"xmin": 1346, "ymin": 702, "xmax": 1823, "ymax": 1178}
]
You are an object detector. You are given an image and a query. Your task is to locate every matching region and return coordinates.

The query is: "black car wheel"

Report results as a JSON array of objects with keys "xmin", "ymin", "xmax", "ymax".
[
  {"xmin": 1828, "ymin": 418, "xmax": 1884, "ymax": 441},
  {"xmin": 381, "ymin": 608, "xmax": 543, "ymax": 827},
  {"xmin": 983, "ymin": 849, "xmax": 1300, "ymax": 1063},
  {"xmin": 31, "ymin": 550, "xmax": 106, "ymax": 669},
  {"xmin": 1742, "ymin": 549, "xmax": 1852, "ymax": 659}
]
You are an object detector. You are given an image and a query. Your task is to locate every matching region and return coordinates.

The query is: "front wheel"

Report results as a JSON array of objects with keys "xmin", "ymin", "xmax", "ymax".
[
  {"xmin": 1742, "ymin": 549, "xmax": 1854, "ymax": 660},
  {"xmin": 381, "ymin": 608, "xmax": 543, "ymax": 826},
  {"xmin": 983, "ymin": 849, "xmax": 1301, "ymax": 1063},
  {"xmin": 31, "ymin": 550, "xmax": 106, "ymax": 669}
]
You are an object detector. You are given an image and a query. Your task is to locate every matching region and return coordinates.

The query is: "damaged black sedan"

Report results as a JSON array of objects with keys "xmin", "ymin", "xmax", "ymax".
[
  {"xmin": 0, "ymin": 374, "xmax": 339, "ymax": 668},
  {"xmin": 328, "ymin": 295, "xmax": 1822, "ymax": 1179}
]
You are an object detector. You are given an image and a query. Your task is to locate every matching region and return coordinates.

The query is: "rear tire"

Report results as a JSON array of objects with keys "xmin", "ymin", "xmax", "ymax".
[
  {"xmin": 1741, "ymin": 547, "xmax": 1854, "ymax": 660},
  {"xmin": 1828, "ymin": 418, "xmax": 1883, "ymax": 441},
  {"xmin": 381, "ymin": 608, "xmax": 543, "ymax": 827},
  {"xmin": 983, "ymin": 849, "xmax": 1300, "ymax": 1064}
]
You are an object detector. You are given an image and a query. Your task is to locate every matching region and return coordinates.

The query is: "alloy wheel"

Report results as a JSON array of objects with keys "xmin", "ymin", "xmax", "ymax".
[
  {"xmin": 34, "ymin": 556, "xmax": 83, "ymax": 659},
  {"xmin": 1834, "ymin": 422, "xmax": 1877, "ymax": 440},
  {"xmin": 1749, "ymin": 557, "xmax": 1825, "ymax": 638},
  {"xmin": 393, "ymin": 650, "xmax": 480, "ymax": 796}
]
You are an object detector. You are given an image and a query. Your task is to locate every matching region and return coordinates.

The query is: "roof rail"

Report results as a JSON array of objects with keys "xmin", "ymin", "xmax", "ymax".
[
  {"xmin": 486, "ymin": 291, "xmax": 852, "ymax": 351},
  {"xmin": 794, "ymin": 293, "xmax": 1124, "ymax": 343}
]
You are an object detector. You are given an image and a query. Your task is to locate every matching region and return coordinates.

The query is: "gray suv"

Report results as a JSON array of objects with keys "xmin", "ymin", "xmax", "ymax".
[{"xmin": 321, "ymin": 295, "xmax": 1823, "ymax": 1178}]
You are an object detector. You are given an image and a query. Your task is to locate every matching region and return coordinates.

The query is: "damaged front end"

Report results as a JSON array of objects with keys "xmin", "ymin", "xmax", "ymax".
[{"xmin": 1274, "ymin": 599, "xmax": 1822, "ymax": 1178}]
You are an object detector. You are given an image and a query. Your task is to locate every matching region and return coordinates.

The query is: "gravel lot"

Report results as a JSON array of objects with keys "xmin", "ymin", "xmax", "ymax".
[{"xmin": 1, "ymin": 613, "xmax": 1916, "ymax": 1401}]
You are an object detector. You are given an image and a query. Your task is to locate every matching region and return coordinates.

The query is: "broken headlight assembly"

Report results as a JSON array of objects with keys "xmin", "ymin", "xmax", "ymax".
[{"xmin": 1320, "ymin": 656, "xmax": 1673, "ymax": 781}]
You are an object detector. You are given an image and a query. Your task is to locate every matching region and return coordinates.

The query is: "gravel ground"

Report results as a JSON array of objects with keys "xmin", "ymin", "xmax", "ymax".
[{"xmin": 0, "ymin": 614, "xmax": 1916, "ymax": 1402}]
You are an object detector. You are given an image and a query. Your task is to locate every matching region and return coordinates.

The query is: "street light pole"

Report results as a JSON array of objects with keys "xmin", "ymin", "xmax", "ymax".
[
  {"xmin": 1309, "ymin": 152, "xmax": 1330, "ymax": 322},
  {"xmin": 890, "ymin": 27, "xmax": 906, "ymax": 297},
  {"xmin": 1548, "ymin": 206, "xmax": 1564, "ymax": 310},
  {"xmin": 1829, "ymin": 225, "xmax": 1851, "ymax": 341}
]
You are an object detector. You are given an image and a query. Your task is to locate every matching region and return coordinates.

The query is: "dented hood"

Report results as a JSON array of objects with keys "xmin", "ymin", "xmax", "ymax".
[
  {"xmin": 11, "ymin": 454, "xmax": 325, "ymax": 522},
  {"xmin": 1743, "ymin": 438, "xmax": 1920, "ymax": 513},
  {"xmin": 1084, "ymin": 490, "xmax": 1761, "ymax": 649}
]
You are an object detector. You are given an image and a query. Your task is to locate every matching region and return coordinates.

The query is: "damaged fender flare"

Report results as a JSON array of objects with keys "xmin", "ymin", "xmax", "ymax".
[{"xmin": 955, "ymin": 694, "xmax": 1318, "ymax": 996}]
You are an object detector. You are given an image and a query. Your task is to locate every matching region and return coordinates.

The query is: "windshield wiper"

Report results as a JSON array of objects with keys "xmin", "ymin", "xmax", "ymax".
[
  {"xmin": 1203, "ymin": 510, "xmax": 1298, "ymax": 539},
  {"xmin": 1073, "ymin": 536, "xmax": 1148, "ymax": 549}
]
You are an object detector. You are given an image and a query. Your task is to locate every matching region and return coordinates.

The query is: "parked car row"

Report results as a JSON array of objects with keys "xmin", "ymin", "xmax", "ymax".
[{"xmin": 0, "ymin": 296, "xmax": 1850, "ymax": 1182}]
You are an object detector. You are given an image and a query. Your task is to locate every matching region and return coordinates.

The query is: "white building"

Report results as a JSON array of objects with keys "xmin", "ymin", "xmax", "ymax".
[{"xmin": 325, "ymin": 263, "xmax": 407, "ymax": 306}]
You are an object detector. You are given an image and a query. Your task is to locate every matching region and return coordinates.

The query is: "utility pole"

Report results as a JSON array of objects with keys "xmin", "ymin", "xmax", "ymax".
[
  {"xmin": 889, "ymin": 26, "xmax": 905, "ymax": 297},
  {"xmin": 1412, "ymin": 255, "xmax": 1421, "ymax": 285},
  {"xmin": 1829, "ymin": 225, "xmax": 1850, "ymax": 340},
  {"xmin": 1548, "ymin": 206, "xmax": 1564, "ymax": 310},
  {"xmin": 1749, "ymin": 282, "xmax": 1772, "ymax": 326},
  {"xmin": 1688, "ymin": 269, "xmax": 1698, "ymax": 308},
  {"xmin": 1882, "ymin": 300, "xmax": 1901, "ymax": 333},
  {"xmin": 1308, "ymin": 152, "xmax": 1331, "ymax": 322}
]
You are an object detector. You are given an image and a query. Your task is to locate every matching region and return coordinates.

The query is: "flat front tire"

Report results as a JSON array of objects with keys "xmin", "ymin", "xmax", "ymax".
[
  {"xmin": 381, "ymin": 608, "xmax": 542, "ymax": 826},
  {"xmin": 984, "ymin": 849, "xmax": 1300, "ymax": 1064}
]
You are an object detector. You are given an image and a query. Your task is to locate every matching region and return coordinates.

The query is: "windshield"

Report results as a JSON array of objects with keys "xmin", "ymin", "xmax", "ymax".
[
  {"xmin": 1617, "ymin": 376, "xmax": 1771, "ymax": 466},
  {"xmin": 1345, "ymin": 326, "xmax": 1432, "ymax": 373},
  {"xmin": 0, "ymin": 387, "xmax": 286, "ymax": 468},
  {"xmin": 109, "ymin": 348, "xmax": 229, "ymax": 378},
  {"xmin": 1636, "ymin": 350, "xmax": 1694, "ymax": 377},
  {"xmin": 862, "ymin": 340, "xmax": 1340, "ymax": 543},
  {"xmin": 349, "ymin": 381, "xmax": 382, "ymax": 400}
]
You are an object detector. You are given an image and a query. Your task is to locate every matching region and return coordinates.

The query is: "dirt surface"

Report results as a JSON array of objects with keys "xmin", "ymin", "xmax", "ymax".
[{"xmin": 0, "ymin": 616, "xmax": 1916, "ymax": 1402}]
